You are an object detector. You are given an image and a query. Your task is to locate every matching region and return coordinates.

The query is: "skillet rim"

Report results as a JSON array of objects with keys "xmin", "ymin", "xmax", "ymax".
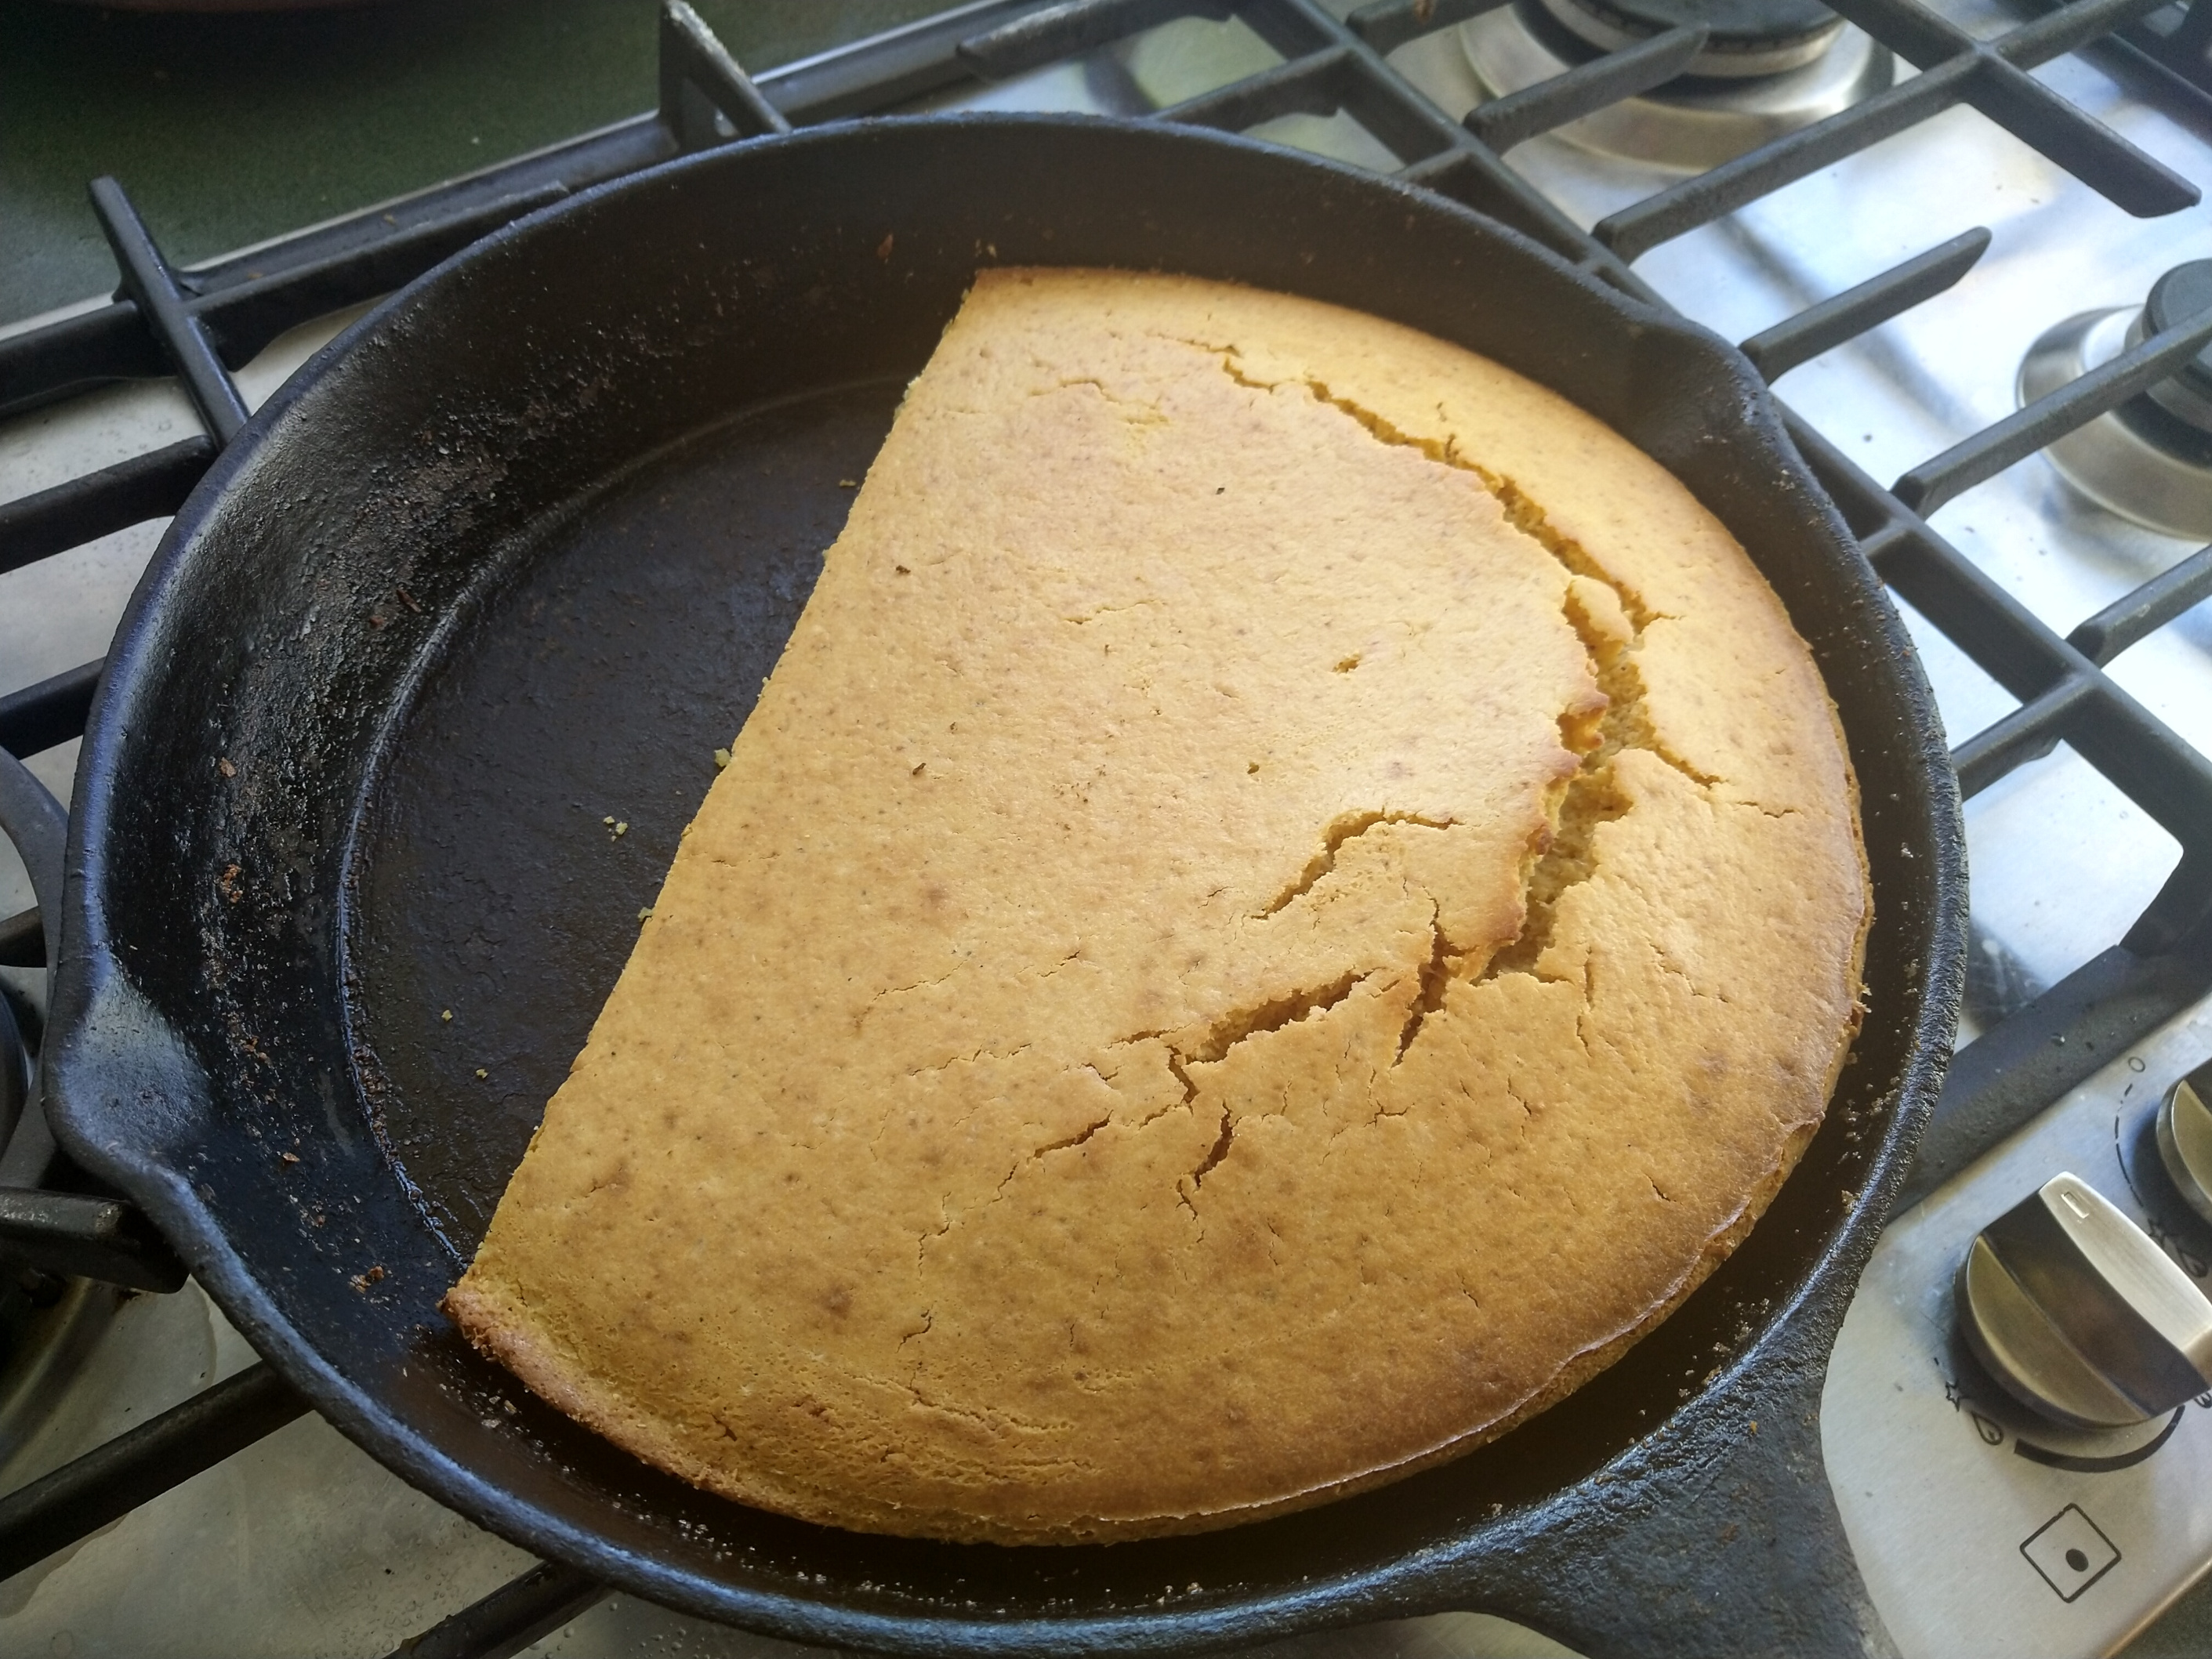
[{"xmin": 45, "ymin": 110, "xmax": 1965, "ymax": 1654}]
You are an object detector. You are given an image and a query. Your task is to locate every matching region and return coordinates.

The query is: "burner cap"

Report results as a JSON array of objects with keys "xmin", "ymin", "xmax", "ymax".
[
  {"xmin": 2145, "ymin": 260, "xmax": 2212, "ymax": 404},
  {"xmin": 1542, "ymin": 0, "xmax": 1844, "ymax": 72}
]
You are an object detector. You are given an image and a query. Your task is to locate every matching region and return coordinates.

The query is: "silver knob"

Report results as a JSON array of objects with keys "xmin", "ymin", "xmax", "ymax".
[
  {"xmin": 1956, "ymin": 1172, "xmax": 2212, "ymax": 1429},
  {"xmin": 2156, "ymin": 1062, "xmax": 2212, "ymax": 1226}
]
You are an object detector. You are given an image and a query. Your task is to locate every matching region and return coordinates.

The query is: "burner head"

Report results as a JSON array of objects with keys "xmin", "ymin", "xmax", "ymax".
[
  {"xmin": 2141, "ymin": 259, "xmax": 2212, "ymax": 423},
  {"xmin": 1461, "ymin": 0, "xmax": 1887, "ymax": 168},
  {"xmin": 2019, "ymin": 290, "xmax": 2212, "ymax": 541},
  {"xmin": 1540, "ymin": 0, "xmax": 1845, "ymax": 75}
]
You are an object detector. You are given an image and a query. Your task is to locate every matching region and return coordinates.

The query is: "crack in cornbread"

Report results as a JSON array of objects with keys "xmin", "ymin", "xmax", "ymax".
[{"xmin": 444, "ymin": 269, "xmax": 1869, "ymax": 1545}]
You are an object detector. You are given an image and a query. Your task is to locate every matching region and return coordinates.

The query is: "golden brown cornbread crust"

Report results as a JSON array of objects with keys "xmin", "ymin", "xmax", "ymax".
[{"xmin": 444, "ymin": 269, "xmax": 1870, "ymax": 1545}]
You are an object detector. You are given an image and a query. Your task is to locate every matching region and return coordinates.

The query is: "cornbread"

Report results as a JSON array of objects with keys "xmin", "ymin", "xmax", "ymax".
[{"xmin": 444, "ymin": 269, "xmax": 1869, "ymax": 1545}]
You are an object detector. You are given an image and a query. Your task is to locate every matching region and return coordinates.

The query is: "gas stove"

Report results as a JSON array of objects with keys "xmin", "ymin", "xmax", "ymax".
[{"xmin": 4, "ymin": 0, "xmax": 2212, "ymax": 1653}]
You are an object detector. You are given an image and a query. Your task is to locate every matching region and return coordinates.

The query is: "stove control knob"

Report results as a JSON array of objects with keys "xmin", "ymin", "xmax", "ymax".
[
  {"xmin": 2156, "ymin": 1062, "xmax": 2212, "ymax": 1226},
  {"xmin": 1956, "ymin": 1172, "xmax": 2212, "ymax": 1429}
]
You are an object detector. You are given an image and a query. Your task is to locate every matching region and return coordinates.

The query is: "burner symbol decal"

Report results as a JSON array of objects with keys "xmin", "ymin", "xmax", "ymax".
[
  {"xmin": 2022, "ymin": 1505, "xmax": 2121, "ymax": 1603},
  {"xmin": 1935, "ymin": 1361, "xmax": 2006, "ymax": 1445}
]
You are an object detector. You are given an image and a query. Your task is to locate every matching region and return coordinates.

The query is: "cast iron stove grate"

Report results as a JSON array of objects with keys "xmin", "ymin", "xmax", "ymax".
[{"xmin": 3, "ymin": 0, "xmax": 2212, "ymax": 1652}]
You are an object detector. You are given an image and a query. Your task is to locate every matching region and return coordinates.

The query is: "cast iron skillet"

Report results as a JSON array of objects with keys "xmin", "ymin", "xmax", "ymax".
[{"xmin": 46, "ymin": 116, "xmax": 1964, "ymax": 1656}]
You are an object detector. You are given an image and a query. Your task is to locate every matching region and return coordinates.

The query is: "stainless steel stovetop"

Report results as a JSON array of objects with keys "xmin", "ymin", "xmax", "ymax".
[{"xmin": 4, "ymin": 0, "xmax": 2212, "ymax": 1653}]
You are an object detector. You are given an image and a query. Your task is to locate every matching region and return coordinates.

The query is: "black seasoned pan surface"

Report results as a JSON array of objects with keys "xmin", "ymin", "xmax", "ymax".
[
  {"xmin": 351, "ymin": 383, "xmax": 897, "ymax": 1255},
  {"xmin": 49, "ymin": 116, "xmax": 1964, "ymax": 1657}
]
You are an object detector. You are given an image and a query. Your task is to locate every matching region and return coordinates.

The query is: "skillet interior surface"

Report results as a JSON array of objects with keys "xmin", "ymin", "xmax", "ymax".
[
  {"xmin": 49, "ymin": 116, "xmax": 1963, "ymax": 1654},
  {"xmin": 348, "ymin": 382, "xmax": 900, "ymax": 1256}
]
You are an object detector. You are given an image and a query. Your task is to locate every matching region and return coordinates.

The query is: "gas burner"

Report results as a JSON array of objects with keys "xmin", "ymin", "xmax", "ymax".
[
  {"xmin": 1541, "ymin": 0, "xmax": 1844, "ymax": 74},
  {"xmin": 1461, "ymin": 0, "xmax": 1891, "ymax": 170},
  {"xmin": 2019, "ymin": 261, "xmax": 2212, "ymax": 542}
]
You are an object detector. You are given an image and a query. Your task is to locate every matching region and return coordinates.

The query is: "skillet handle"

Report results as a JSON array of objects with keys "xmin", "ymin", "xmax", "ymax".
[
  {"xmin": 1450, "ymin": 1342, "xmax": 1901, "ymax": 1659},
  {"xmin": 658, "ymin": 0, "xmax": 792, "ymax": 152},
  {"xmin": 0, "ymin": 745, "xmax": 195, "ymax": 1293}
]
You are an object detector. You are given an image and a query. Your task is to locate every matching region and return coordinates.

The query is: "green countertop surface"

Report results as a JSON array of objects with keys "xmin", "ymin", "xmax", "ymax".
[{"xmin": 0, "ymin": 0, "xmax": 959, "ymax": 328}]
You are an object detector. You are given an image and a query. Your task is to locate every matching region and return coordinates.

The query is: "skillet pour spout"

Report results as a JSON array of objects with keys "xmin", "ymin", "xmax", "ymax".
[{"xmin": 45, "ymin": 114, "xmax": 1963, "ymax": 1657}]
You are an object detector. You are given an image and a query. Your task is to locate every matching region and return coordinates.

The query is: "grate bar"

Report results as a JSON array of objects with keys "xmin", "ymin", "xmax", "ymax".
[
  {"xmin": 1833, "ymin": 0, "xmax": 2168, "ymax": 68},
  {"xmin": 1394, "ymin": 150, "xmax": 1612, "ymax": 264},
  {"xmin": 1976, "ymin": 0, "xmax": 2177, "ymax": 67},
  {"xmin": 2067, "ymin": 542, "xmax": 2212, "ymax": 663},
  {"xmin": 658, "ymin": 0, "xmax": 792, "ymax": 152},
  {"xmin": 0, "ymin": 1191, "xmax": 187, "ymax": 1293},
  {"xmin": 1826, "ymin": 0, "xmax": 1985, "ymax": 64},
  {"xmin": 1334, "ymin": 42, "xmax": 1481, "ymax": 162},
  {"xmin": 0, "ymin": 2, "xmax": 1071, "ymax": 424},
  {"xmin": 385, "ymin": 1562, "xmax": 606, "ymax": 1659},
  {"xmin": 1347, "ymin": 0, "xmax": 1510, "ymax": 54},
  {"xmin": 87, "ymin": 179, "xmax": 250, "ymax": 445},
  {"xmin": 0, "ymin": 660, "xmax": 103, "ymax": 761},
  {"xmin": 1837, "ymin": 0, "xmax": 2198, "ymax": 208},
  {"xmin": 1950, "ymin": 676, "xmax": 2094, "ymax": 796},
  {"xmin": 1893, "ymin": 301, "xmax": 2212, "ymax": 513},
  {"xmin": 190, "ymin": 187, "xmax": 573, "ymax": 372},
  {"xmin": 0, "ymin": 1362, "xmax": 309, "ymax": 1581},
  {"xmin": 959, "ymin": 0, "xmax": 1235, "ymax": 76},
  {"xmin": 1275, "ymin": 0, "xmax": 1654, "ymax": 279},
  {"xmin": 3, "ymin": 183, "xmax": 628, "ymax": 423},
  {"xmin": 2170, "ymin": 0, "xmax": 2212, "ymax": 55},
  {"xmin": 1808, "ymin": 465, "xmax": 2110, "ymax": 701},
  {"xmin": 1958, "ymin": 48, "xmax": 2199, "ymax": 216},
  {"xmin": 2066, "ymin": 0, "xmax": 2212, "ymax": 114},
  {"xmin": 0, "ymin": 752, "xmax": 66, "ymax": 976},
  {"xmin": 0, "ymin": 911, "xmax": 38, "ymax": 969},
  {"xmin": 2008, "ymin": 0, "xmax": 2194, "ymax": 59},
  {"xmin": 0, "ymin": 660, "xmax": 103, "ymax": 974},
  {"xmin": 1463, "ymin": 24, "xmax": 1707, "ymax": 151},
  {"xmin": 1855, "ymin": 519, "xmax": 1915, "ymax": 569},
  {"xmin": 769, "ymin": 0, "xmax": 1058, "ymax": 117},
  {"xmin": 0, "ymin": 305, "xmax": 168, "ymax": 422},
  {"xmin": 1739, "ymin": 229, "xmax": 1991, "ymax": 383},
  {"xmin": 1159, "ymin": 45, "xmax": 1356, "ymax": 130},
  {"xmin": 1596, "ymin": 64, "xmax": 1971, "ymax": 262},
  {"xmin": 0, "ymin": 438, "xmax": 215, "ymax": 578},
  {"xmin": 1905, "ymin": 940, "xmax": 2212, "ymax": 1206},
  {"xmin": 1792, "ymin": 410, "xmax": 2212, "ymax": 951},
  {"xmin": 2075, "ymin": 688, "xmax": 2212, "ymax": 951},
  {"xmin": 1600, "ymin": 0, "xmax": 2194, "ymax": 262}
]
